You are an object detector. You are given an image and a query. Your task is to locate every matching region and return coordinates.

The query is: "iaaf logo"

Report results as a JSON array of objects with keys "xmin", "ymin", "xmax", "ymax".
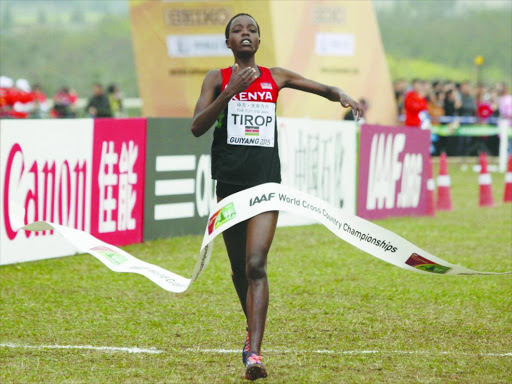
[
  {"xmin": 207, "ymin": 202, "xmax": 236, "ymax": 235},
  {"xmin": 366, "ymin": 133, "xmax": 423, "ymax": 210},
  {"xmin": 3, "ymin": 143, "xmax": 88, "ymax": 240},
  {"xmin": 250, "ymin": 192, "xmax": 275, "ymax": 206}
]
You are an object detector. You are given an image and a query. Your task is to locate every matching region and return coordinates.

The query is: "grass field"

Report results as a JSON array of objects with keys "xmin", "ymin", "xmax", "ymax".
[{"xmin": 1, "ymin": 159, "xmax": 511, "ymax": 383}]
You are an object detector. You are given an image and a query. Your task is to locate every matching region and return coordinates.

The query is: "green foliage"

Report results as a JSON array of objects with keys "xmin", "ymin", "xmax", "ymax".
[
  {"xmin": 1, "ymin": 4, "xmax": 13, "ymax": 29},
  {"xmin": 386, "ymin": 55, "xmax": 506, "ymax": 84},
  {"xmin": 0, "ymin": 2, "xmax": 510, "ymax": 98},
  {"xmin": 0, "ymin": 161, "xmax": 511, "ymax": 383},
  {"xmin": 0, "ymin": 16, "xmax": 137, "ymax": 97},
  {"xmin": 71, "ymin": 5, "xmax": 85, "ymax": 24},
  {"xmin": 37, "ymin": 8, "xmax": 47, "ymax": 25},
  {"xmin": 377, "ymin": 7, "xmax": 512, "ymax": 85}
]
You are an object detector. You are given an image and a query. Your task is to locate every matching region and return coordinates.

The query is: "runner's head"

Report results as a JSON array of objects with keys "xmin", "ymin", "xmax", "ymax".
[{"xmin": 225, "ymin": 13, "xmax": 260, "ymax": 57}]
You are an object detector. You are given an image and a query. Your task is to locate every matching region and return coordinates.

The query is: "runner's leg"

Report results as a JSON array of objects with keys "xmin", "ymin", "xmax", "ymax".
[
  {"xmin": 221, "ymin": 220, "xmax": 249, "ymax": 318},
  {"xmin": 245, "ymin": 210, "xmax": 279, "ymax": 355}
]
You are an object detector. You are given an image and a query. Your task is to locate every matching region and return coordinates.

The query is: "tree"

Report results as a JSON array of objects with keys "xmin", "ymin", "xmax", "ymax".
[
  {"xmin": 71, "ymin": 5, "xmax": 84, "ymax": 24},
  {"xmin": 1, "ymin": 5, "xmax": 13, "ymax": 29},
  {"xmin": 37, "ymin": 8, "xmax": 47, "ymax": 25}
]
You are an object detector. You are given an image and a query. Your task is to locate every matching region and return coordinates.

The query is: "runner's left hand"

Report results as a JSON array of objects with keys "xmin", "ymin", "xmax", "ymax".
[{"xmin": 339, "ymin": 93, "xmax": 364, "ymax": 121}]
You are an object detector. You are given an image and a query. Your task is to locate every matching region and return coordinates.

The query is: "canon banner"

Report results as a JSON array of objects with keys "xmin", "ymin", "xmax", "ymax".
[
  {"xmin": 0, "ymin": 119, "xmax": 146, "ymax": 265},
  {"xmin": 357, "ymin": 125, "xmax": 430, "ymax": 220}
]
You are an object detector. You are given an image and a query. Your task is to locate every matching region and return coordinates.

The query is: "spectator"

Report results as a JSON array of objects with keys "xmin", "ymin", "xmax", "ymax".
[
  {"xmin": 393, "ymin": 79, "xmax": 408, "ymax": 115},
  {"xmin": 498, "ymin": 83, "xmax": 512, "ymax": 154},
  {"xmin": 52, "ymin": 86, "xmax": 77, "ymax": 118},
  {"xmin": 443, "ymin": 88, "xmax": 461, "ymax": 118},
  {"xmin": 10, "ymin": 78, "xmax": 36, "ymax": 118},
  {"xmin": 0, "ymin": 76, "xmax": 15, "ymax": 118},
  {"xmin": 459, "ymin": 81, "xmax": 476, "ymax": 117},
  {"xmin": 30, "ymin": 84, "xmax": 50, "ymax": 118},
  {"xmin": 107, "ymin": 83, "xmax": 123, "ymax": 117},
  {"xmin": 427, "ymin": 92, "xmax": 444, "ymax": 125},
  {"xmin": 457, "ymin": 81, "xmax": 476, "ymax": 155},
  {"xmin": 404, "ymin": 79, "xmax": 427, "ymax": 128},
  {"xmin": 86, "ymin": 83, "xmax": 112, "ymax": 118},
  {"xmin": 490, "ymin": 85, "xmax": 501, "ymax": 118}
]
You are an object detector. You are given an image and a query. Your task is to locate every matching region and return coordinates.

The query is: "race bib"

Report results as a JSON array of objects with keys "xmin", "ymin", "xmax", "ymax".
[{"xmin": 227, "ymin": 100, "xmax": 276, "ymax": 147}]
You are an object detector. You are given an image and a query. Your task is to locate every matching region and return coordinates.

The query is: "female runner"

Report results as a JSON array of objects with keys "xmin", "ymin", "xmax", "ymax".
[{"xmin": 191, "ymin": 13, "xmax": 362, "ymax": 381}]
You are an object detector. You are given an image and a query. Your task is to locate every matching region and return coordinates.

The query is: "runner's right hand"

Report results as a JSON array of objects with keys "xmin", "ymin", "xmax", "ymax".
[{"xmin": 226, "ymin": 64, "xmax": 258, "ymax": 97}]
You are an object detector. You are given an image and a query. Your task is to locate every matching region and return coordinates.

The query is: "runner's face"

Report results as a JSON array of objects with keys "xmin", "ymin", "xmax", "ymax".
[{"xmin": 226, "ymin": 16, "xmax": 259, "ymax": 55}]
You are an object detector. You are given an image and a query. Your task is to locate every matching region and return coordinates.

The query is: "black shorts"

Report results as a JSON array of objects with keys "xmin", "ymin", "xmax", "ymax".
[{"xmin": 215, "ymin": 181, "xmax": 254, "ymax": 199}]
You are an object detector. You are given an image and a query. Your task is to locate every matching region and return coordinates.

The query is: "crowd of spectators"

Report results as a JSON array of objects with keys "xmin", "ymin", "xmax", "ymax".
[
  {"xmin": 395, "ymin": 79, "xmax": 512, "ymax": 155},
  {"xmin": 394, "ymin": 79, "xmax": 511, "ymax": 127},
  {"xmin": 2, "ymin": 76, "xmax": 511, "ymax": 155},
  {"xmin": 0, "ymin": 76, "xmax": 124, "ymax": 119}
]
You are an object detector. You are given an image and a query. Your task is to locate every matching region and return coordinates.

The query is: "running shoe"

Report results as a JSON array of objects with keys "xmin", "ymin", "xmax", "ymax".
[
  {"xmin": 245, "ymin": 353, "xmax": 267, "ymax": 381},
  {"xmin": 242, "ymin": 327, "xmax": 250, "ymax": 365}
]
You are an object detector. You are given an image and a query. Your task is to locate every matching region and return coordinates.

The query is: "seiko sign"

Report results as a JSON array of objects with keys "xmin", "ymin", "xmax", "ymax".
[
  {"xmin": 310, "ymin": 6, "xmax": 346, "ymax": 25},
  {"xmin": 164, "ymin": 8, "xmax": 232, "ymax": 27}
]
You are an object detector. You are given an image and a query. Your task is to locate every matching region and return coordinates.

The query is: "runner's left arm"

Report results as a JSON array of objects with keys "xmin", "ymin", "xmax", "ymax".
[{"xmin": 270, "ymin": 67, "xmax": 363, "ymax": 120}]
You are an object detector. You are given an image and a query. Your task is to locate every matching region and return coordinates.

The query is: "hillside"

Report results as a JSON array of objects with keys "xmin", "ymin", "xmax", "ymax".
[{"xmin": 0, "ymin": 1, "xmax": 510, "ymax": 97}]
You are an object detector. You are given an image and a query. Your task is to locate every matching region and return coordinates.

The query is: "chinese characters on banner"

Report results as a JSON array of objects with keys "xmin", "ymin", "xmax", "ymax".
[{"xmin": 90, "ymin": 119, "xmax": 146, "ymax": 246}]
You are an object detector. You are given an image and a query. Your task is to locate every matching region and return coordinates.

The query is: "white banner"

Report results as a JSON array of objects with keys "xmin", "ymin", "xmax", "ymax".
[
  {"xmin": 23, "ymin": 184, "xmax": 510, "ymax": 293},
  {"xmin": 0, "ymin": 119, "xmax": 94, "ymax": 265},
  {"xmin": 278, "ymin": 118, "xmax": 356, "ymax": 226}
]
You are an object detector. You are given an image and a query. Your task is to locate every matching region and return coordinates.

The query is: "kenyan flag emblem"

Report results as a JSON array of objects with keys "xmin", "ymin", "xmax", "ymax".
[{"xmin": 245, "ymin": 126, "xmax": 259, "ymax": 136}]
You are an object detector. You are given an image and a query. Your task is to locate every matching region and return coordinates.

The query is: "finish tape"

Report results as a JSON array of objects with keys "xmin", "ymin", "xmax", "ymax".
[{"xmin": 23, "ymin": 183, "xmax": 511, "ymax": 293}]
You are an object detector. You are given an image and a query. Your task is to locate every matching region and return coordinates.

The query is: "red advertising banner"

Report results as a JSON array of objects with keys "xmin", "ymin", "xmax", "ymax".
[
  {"xmin": 0, "ymin": 118, "xmax": 146, "ymax": 265},
  {"xmin": 90, "ymin": 119, "xmax": 146, "ymax": 246},
  {"xmin": 357, "ymin": 124, "xmax": 430, "ymax": 220}
]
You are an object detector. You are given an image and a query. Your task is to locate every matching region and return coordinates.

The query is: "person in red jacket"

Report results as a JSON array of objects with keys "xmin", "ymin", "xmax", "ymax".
[
  {"xmin": 11, "ymin": 79, "xmax": 35, "ymax": 119},
  {"xmin": 0, "ymin": 76, "xmax": 15, "ymax": 118},
  {"xmin": 404, "ymin": 79, "xmax": 428, "ymax": 128}
]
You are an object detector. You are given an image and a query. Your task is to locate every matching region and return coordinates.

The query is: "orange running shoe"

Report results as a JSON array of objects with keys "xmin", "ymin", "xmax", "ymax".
[
  {"xmin": 245, "ymin": 353, "xmax": 267, "ymax": 381},
  {"xmin": 242, "ymin": 327, "xmax": 250, "ymax": 365}
]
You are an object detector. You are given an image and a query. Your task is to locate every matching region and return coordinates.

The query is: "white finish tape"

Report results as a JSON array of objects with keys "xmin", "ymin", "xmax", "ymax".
[{"xmin": 23, "ymin": 184, "xmax": 511, "ymax": 293}]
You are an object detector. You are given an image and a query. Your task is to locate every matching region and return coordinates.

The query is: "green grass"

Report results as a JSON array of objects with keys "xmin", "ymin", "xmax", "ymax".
[
  {"xmin": 1, "ymin": 159, "xmax": 511, "ymax": 383},
  {"xmin": 386, "ymin": 55, "xmax": 508, "ymax": 85}
]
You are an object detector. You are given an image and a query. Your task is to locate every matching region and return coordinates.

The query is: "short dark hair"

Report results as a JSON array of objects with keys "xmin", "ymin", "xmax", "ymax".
[{"xmin": 225, "ymin": 13, "xmax": 260, "ymax": 39}]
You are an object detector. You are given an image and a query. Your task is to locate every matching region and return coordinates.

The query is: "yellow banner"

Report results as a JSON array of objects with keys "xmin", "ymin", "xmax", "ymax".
[{"xmin": 129, "ymin": 0, "xmax": 396, "ymax": 124}]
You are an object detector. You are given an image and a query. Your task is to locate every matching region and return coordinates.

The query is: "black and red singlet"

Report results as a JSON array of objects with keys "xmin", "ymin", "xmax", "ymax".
[{"xmin": 211, "ymin": 66, "xmax": 281, "ymax": 187}]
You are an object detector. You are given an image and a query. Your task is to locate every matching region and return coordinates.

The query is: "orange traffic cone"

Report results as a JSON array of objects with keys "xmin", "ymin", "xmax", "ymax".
[
  {"xmin": 436, "ymin": 152, "xmax": 452, "ymax": 211},
  {"xmin": 427, "ymin": 157, "xmax": 435, "ymax": 216},
  {"xmin": 503, "ymin": 154, "xmax": 512, "ymax": 203},
  {"xmin": 478, "ymin": 152, "xmax": 494, "ymax": 207}
]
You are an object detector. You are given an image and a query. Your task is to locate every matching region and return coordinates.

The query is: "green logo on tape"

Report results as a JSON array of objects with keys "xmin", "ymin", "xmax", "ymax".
[
  {"xmin": 91, "ymin": 246, "xmax": 128, "ymax": 265},
  {"xmin": 216, "ymin": 202, "xmax": 236, "ymax": 229}
]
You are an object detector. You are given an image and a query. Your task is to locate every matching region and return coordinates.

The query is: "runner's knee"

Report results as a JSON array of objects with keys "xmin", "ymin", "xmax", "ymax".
[{"xmin": 246, "ymin": 253, "xmax": 267, "ymax": 280}]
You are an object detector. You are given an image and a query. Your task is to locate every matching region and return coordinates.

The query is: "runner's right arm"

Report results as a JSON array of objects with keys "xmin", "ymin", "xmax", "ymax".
[{"xmin": 191, "ymin": 65, "xmax": 257, "ymax": 137}]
